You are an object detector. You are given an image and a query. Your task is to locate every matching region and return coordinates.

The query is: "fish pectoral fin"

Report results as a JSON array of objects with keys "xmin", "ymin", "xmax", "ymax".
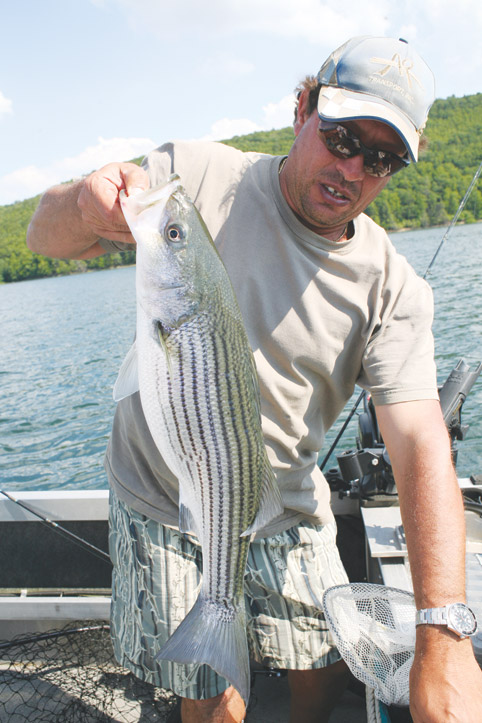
[
  {"xmin": 113, "ymin": 342, "xmax": 139, "ymax": 401},
  {"xmin": 157, "ymin": 322, "xmax": 173, "ymax": 376},
  {"xmin": 241, "ymin": 459, "xmax": 284, "ymax": 537}
]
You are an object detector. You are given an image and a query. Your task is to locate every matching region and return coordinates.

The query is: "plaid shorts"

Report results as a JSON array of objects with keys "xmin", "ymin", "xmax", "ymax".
[{"xmin": 108, "ymin": 490, "xmax": 348, "ymax": 700}]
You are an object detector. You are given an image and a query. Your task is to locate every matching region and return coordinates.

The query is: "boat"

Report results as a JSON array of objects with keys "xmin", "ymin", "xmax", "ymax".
[{"xmin": 1, "ymin": 359, "xmax": 481, "ymax": 722}]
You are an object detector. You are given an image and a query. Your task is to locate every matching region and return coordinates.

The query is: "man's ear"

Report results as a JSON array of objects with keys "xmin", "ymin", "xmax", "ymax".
[{"xmin": 294, "ymin": 89, "xmax": 312, "ymax": 137}]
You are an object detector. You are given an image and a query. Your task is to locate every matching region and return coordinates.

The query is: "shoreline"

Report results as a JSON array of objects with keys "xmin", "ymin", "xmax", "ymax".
[{"xmin": 2, "ymin": 220, "xmax": 482, "ymax": 285}]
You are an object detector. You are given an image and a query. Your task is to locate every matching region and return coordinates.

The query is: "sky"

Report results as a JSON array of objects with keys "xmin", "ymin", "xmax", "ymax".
[{"xmin": 0, "ymin": 0, "xmax": 481, "ymax": 206}]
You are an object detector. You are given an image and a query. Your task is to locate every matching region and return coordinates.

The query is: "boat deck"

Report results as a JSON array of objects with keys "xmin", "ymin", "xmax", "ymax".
[{"xmin": 2, "ymin": 488, "xmax": 481, "ymax": 722}]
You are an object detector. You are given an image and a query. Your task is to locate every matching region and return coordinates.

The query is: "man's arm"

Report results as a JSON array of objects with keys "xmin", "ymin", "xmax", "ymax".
[
  {"xmin": 26, "ymin": 162, "xmax": 149, "ymax": 260},
  {"xmin": 376, "ymin": 399, "xmax": 482, "ymax": 723}
]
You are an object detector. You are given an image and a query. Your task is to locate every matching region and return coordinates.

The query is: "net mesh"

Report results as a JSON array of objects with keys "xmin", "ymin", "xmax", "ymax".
[
  {"xmin": 323, "ymin": 583, "xmax": 416, "ymax": 707},
  {"xmin": 0, "ymin": 621, "xmax": 178, "ymax": 722}
]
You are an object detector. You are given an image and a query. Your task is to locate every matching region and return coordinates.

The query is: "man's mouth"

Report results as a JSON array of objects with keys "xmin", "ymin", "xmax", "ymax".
[{"xmin": 323, "ymin": 184, "xmax": 349, "ymax": 201}]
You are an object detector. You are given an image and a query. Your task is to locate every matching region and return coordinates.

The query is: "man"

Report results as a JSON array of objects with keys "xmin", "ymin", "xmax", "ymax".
[{"xmin": 27, "ymin": 36, "xmax": 482, "ymax": 722}]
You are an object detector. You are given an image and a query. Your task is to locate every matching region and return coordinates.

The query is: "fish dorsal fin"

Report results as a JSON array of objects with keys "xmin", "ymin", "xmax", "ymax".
[
  {"xmin": 113, "ymin": 342, "xmax": 139, "ymax": 401},
  {"xmin": 241, "ymin": 458, "xmax": 284, "ymax": 537}
]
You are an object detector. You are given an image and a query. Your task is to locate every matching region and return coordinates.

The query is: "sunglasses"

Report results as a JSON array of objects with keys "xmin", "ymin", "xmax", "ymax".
[{"xmin": 318, "ymin": 120, "xmax": 410, "ymax": 178}]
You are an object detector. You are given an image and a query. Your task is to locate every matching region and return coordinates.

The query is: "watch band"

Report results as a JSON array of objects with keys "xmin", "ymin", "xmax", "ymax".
[
  {"xmin": 416, "ymin": 607, "xmax": 448, "ymax": 626},
  {"xmin": 416, "ymin": 602, "xmax": 478, "ymax": 638}
]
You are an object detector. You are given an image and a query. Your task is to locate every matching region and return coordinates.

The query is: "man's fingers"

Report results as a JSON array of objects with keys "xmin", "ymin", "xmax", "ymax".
[
  {"xmin": 120, "ymin": 164, "xmax": 149, "ymax": 196},
  {"xmin": 77, "ymin": 162, "xmax": 149, "ymax": 240}
]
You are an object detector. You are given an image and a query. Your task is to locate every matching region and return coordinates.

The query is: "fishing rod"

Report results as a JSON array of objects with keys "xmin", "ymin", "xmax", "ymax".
[
  {"xmin": 320, "ymin": 160, "xmax": 482, "ymax": 471},
  {"xmin": 319, "ymin": 390, "xmax": 365, "ymax": 472},
  {"xmin": 0, "ymin": 489, "xmax": 111, "ymax": 564},
  {"xmin": 424, "ymin": 159, "xmax": 482, "ymax": 279}
]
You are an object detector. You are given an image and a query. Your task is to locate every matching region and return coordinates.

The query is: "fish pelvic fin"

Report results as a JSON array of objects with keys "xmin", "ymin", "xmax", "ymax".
[
  {"xmin": 241, "ymin": 458, "xmax": 284, "ymax": 537},
  {"xmin": 113, "ymin": 342, "xmax": 139, "ymax": 401},
  {"xmin": 179, "ymin": 502, "xmax": 201, "ymax": 538},
  {"xmin": 156, "ymin": 593, "xmax": 251, "ymax": 706}
]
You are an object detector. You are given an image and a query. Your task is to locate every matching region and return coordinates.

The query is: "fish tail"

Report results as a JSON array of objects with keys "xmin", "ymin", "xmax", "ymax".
[{"xmin": 156, "ymin": 593, "xmax": 250, "ymax": 705}]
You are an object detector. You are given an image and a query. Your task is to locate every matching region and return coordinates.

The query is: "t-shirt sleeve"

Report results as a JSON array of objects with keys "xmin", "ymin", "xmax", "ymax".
[{"xmin": 357, "ymin": 273, "xmax": 439, "ymax": 406}]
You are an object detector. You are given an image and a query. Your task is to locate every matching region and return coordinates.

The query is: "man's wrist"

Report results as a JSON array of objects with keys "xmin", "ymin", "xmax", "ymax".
[{"xmin": 416, "ymin": 602, "xmax": 478, "ymax": 639}]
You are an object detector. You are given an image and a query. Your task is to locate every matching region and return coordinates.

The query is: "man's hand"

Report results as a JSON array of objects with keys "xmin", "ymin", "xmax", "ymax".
[
  {"xmin": 27, "ymin": 162, "xmax": 149, "ymax": 259},
  {"xmin": 78, "ymin": 162, "xmax": 149, "ymax": 243},
  {"xmin": 410, "ymin": 628, "xmax": 482, "ymax": 722}
]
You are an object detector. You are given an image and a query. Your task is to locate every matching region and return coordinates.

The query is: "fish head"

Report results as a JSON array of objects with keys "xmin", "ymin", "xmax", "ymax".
[{"xmin": 121, "ymin": 175, "xmax": 216, "ymax": 331}]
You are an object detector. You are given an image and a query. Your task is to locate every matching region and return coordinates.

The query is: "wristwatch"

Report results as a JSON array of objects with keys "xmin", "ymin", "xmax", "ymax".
[{"xmin": 416, "ymin": 603, "xmax": 478, "ymax": 638}]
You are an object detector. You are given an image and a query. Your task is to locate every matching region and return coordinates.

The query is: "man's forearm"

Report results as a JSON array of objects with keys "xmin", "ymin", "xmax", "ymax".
[
  {"xmin": 26, "ymin": 162, "xmax": 149, "ymax": 261},
  {"xmin": 377, "ymin": 400, "xmax": 466, "ymax": 608},
  {"xmin": 27, "ymin": 180, "xmax": 105, "ymax": 260},
  {"xmin": 398, "ymin": 445, "xmax": 465, "ymax": 607}
]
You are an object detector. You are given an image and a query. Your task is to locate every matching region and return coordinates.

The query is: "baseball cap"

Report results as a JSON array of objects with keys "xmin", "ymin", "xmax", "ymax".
[{"xmin": 317, "ymin": 36, "xmax": 435, "ymax": 162}]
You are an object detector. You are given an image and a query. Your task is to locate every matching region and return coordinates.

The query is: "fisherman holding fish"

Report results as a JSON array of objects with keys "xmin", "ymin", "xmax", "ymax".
[{"xmin": 28, "ymin": 35, "xmax": 482, "ymax": 723}]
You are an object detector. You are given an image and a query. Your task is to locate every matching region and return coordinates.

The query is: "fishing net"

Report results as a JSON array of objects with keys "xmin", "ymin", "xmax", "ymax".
[
  {"xmin": 0, "ymin": 621, "xmax": 178, "ymax": 722},
  {"xmin": 323, "ymin": 583, "xmax": 416, "ymax": 707}
]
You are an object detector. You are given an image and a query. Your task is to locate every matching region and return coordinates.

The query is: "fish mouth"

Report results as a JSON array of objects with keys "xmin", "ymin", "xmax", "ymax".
[{"xmin": 120, "ymin": 175, "xmax": 183, "ymax": 215}]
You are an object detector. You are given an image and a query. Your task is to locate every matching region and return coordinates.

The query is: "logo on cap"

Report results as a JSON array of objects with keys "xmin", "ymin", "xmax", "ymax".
[{"xmin": 370, "ymin": 54, "xmax": 424, "ymax": 91}]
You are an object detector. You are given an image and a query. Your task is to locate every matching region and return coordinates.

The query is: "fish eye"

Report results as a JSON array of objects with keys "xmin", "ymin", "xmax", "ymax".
[{"xmin": 165, "ymin": 223, "xmax": 188, "ymax": 245}]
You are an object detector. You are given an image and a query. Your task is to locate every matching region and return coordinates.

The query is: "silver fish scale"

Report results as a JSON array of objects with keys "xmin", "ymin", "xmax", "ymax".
[{"xmin": 145, "ymin": 310, "xmax": 264, "ymax": 605}]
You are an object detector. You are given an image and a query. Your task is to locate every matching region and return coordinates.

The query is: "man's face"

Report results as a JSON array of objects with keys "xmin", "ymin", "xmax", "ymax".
[{"xmin": 280, "ymin": 93, "xmax": 407, "ymax": 240}]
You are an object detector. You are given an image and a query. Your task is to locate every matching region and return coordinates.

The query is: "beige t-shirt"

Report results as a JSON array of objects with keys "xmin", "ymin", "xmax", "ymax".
[{"xmin": 103, "ymin": 140, "xmax": 438, "ymax": 536}]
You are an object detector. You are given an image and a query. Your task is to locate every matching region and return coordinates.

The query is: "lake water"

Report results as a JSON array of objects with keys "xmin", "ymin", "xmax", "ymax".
[{"xmin": 1, "ymin": 222, "xmax": 481, "ymax": 492}]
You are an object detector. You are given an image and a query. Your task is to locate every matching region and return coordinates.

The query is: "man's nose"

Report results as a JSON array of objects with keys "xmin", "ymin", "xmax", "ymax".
[{"xmin": 335, "ymin": 153, "xmax": 365, "ymax": 182}]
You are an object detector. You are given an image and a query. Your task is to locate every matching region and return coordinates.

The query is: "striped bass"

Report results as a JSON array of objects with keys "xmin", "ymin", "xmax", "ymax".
[{"xmin": 114, "ymin": 175, "xmax": 284, "ymax": 705}]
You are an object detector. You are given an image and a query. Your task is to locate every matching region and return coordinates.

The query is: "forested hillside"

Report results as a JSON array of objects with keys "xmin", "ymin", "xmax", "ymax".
[
  {"xmin": 1, "ymin": 93, "xmax": 481, "ymax": 283},
  {"xmin": 224, "ymin": 94, "xmax": 482, "ymax": 230}
]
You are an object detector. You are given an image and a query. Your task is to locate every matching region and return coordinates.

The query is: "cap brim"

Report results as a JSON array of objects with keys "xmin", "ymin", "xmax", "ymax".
[{"xmin": 317, "ymin": 86, "xmax": 419, "ymax": 162}]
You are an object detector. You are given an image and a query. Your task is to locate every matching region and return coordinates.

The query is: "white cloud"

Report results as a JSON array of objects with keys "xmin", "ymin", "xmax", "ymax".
[
  {"xmin": 199, "ymin": 53, "xmax": 255, "ymax": 79},
  {"xmin": 99, "ymin": 0, "xmax": 391, "ymax": 44},
  {"xmin": 262, "ymin": 94, "xmax": 296, "ymax": 130},
  {"xmin": 242, "ymin": 0, "xmax": 390, "ymax": 44},
  {"xmin": 0, "ymin": 136, "xmax": 155, "ymax": 205},
  {"xmin": 0, "ymin": 90, "xmax": 13, "ymax": 118},
  {"xmin": 0, "ymin": 166, "xmax": 58, "ymax": 204},
  {"xmin": 59, "ymin": 136, "xmax": 155, "ymax": 176},
  {"xmin": 200, "ymin": 94, "xmax": 295, "ymax": 142},
  {"xmin": 201, "ymin": 118, "xmax": 262, "ymax": 142}
]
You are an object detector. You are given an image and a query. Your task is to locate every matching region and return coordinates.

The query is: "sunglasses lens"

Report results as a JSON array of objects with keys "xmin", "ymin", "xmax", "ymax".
[
  {"xmin": 320, "ymin": 123, "xmax": 408, "ymax": 178},
  {"xmin": 323, "ymin": 127, "xmax": 360, "ymax": 159},
  {"xmin": 364, "ymin": 151, "xmax": 406, "ymax": 178},
  {"xmin": 364, "ymin": 154, "xmax": 398, "ymax": 178}
]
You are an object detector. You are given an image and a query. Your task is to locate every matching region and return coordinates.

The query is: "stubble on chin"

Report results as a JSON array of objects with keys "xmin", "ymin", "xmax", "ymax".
[{"xmin": 296, "ymin": 177, "xmax": 358, "ymax": 234}]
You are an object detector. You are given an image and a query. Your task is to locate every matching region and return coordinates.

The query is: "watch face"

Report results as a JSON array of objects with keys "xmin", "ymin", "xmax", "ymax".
[{"xmin": 448, "ymin": 603, "xmax": 478, "ymax": 636}]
